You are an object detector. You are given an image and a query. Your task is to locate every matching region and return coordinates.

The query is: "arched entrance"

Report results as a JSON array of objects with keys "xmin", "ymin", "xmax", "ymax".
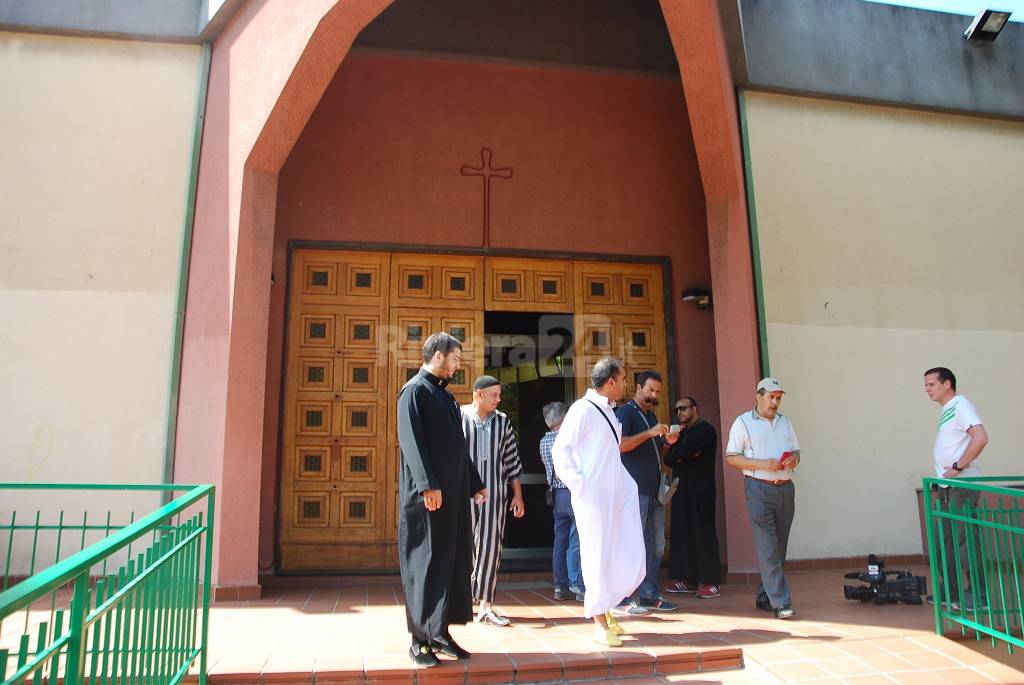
[{"xmin": 177, "ymin": 0, "xmax": 759, "ymax": 594}]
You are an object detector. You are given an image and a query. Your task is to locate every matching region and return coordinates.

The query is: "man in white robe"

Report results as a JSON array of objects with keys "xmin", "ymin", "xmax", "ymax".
[{"xmin": 552, "ymin": 357, "xmax": 646, "ymax": 647}]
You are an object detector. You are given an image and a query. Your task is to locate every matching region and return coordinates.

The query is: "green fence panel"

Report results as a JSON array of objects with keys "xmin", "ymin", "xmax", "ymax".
[
  {"xmin": 923, "ymin": 476, "xmax": 1024, "ymax": 654},
  {"xmin": 0, "ymin": 484, "xmax": 214, "ymax": 685}
]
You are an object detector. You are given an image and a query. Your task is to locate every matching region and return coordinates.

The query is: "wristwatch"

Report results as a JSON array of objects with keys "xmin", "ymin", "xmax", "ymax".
[{"xmin": 951, "ymin": 462, "xmax": 963, "ymax": 472}]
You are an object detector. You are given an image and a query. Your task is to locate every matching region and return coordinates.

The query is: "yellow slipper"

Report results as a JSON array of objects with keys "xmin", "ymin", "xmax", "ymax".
[
  {"xmin": 604, "ymin": 612, "xmax": 626, "ymax": 635},
  {"xmin": 593, "ymin": 626, "xmax": 623, "ymax": 648}
]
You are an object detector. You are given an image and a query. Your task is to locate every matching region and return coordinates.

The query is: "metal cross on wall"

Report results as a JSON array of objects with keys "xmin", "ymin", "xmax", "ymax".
[{"xmin": 460, "ymin": 148, "xmax": 513, "ymax": 248}]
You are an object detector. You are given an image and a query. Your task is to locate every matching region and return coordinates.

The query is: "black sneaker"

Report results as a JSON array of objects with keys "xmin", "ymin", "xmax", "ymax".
[
  {"xmin": 554, "ymin": 588, "xmax": 569, "ymax": 601},
  {"xmin": 755, "ymin": 594, "xmax": 772, "ymax": 612},
  {"xmin": 774, "ymin": 606, "xmax": 795, "ymax": 620},
  {"xmin": 409, "ymin": 642, "xmax": 440, "ymax": 667},
  {"xmin": 430, "ymin": 634, "xmax": 471, "ymax": 659}
]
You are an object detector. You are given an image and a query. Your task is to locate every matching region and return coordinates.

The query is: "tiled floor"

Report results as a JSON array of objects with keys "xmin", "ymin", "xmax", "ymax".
[{"xmin": 199, "ymin": 567, "xmax": 1024, "ymax": 685}]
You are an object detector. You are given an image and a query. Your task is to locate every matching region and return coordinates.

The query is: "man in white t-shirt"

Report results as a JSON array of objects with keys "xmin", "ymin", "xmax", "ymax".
[
  {"xmin": 725, "ymin": 377, "xmax": 801, "ymax": 620},
  {"xmin": 924, "ymin": 367, "xmax": 989, "ymax": 604}
]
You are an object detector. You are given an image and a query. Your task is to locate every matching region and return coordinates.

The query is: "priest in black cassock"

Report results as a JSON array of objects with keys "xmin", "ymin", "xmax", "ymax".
[{"xmin": 398, "ymin": 331, "xmax": 487, "ymax": 667}]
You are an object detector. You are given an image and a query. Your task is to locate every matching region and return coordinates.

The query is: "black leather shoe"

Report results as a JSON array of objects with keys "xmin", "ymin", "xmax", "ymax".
[
  {"xmin": 554, "ymin": 588, "xmax": 569, "ymax": 601},
  {"xmin": 430, "ymin": 634, "xmax": 471, "ymax": 659},
  {"xmin": 755, "ymin": 593, "xmax": 772, "ymax": 612},
  {"xmin": 409, "ymin": 642, "xmax": 440, "ymax": 667}
]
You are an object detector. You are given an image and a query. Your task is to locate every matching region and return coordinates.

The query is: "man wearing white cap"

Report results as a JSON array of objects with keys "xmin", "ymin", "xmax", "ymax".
[{"xmin": 725, "ymin": 377, "xmax": 801, "ymax": 619}]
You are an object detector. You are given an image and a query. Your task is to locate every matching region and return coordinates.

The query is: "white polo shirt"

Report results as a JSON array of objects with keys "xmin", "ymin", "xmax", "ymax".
[
  {"xmin": 933, "ymin": 395, "xmax": 983, "ymax": 479},
  {"xmin": 726, "ymin": 409, "xmax": 800, "ymax": 481}
]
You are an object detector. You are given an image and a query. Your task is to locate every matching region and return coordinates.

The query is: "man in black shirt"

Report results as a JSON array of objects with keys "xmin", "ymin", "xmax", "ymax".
[
  {"xmin": 663, "ymin": 397, "xmax": 722, "ymax": 599},
  {"xmin": 612, "ymin": 370, "xmax": 680, "ymax": 613}
]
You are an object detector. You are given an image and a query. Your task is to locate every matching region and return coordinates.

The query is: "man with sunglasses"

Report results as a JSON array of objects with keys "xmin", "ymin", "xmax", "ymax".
[{"xmin": 663, "ymin": 397, "xmax": 722, "ymax": 599}]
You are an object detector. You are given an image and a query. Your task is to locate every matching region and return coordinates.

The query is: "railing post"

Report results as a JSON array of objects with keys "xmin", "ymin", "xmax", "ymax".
[
  {"xmin": 198, "ymin": 489, "xmax": 215, "ymax": 685},
  {"xmin": 64, "ymin": 574, "xmax": 91, "ymax": 685},
  {"xmin": 923, "ymin": 480, "xmax": 944, "ymax": 636}
]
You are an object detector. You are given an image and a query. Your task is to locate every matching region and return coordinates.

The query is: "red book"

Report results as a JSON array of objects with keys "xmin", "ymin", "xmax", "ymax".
[{"xmin": 779, "ymin": 451, "xmax": 793, "ymax": 466}]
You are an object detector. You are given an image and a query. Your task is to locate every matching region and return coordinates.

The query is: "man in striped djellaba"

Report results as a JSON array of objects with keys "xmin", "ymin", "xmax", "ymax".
[{"xmin": 461, "ymin": 375, "xmax": 525, "ymax": 626}]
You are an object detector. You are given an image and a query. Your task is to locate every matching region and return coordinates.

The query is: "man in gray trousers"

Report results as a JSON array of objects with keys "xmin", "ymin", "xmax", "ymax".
[{"xmin": 725, "ymin": 378, "xmax": 801, "ymax": 619}]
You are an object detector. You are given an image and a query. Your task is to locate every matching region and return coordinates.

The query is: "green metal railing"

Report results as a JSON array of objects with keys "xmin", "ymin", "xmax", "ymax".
[
  {"xmin": 0, "ymin": 484, "xmax": 214, "ymax": 685},
  {"xmin": 923, "ymin": 476, "xmax": 1024, "ymax": 653}
]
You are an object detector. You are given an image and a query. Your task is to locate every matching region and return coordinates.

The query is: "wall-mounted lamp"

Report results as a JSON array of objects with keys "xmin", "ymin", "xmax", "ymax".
[
  {"xmin": 964, "ymin": 9, "xmax": 1012, "ymax": 42},
  {"xmin": 682, "ymin": 287, "xmax": 712, "ymax": 310}
]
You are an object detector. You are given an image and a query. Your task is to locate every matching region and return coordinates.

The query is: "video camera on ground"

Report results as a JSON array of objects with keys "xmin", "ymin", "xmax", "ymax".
[{"xmin": 843, "ymin": 554, "xmax": 927, "ymax": 606}]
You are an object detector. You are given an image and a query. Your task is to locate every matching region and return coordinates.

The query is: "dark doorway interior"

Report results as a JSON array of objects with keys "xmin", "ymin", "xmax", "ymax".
[{"xmin": 483, "ymin": 312, "xmax": 575, "ymax": 570}]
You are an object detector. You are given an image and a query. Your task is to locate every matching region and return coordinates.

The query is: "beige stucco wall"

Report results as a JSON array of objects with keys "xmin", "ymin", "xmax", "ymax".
[
  {"xmin": 743, "ymin": 90, "xmax": 1024, "ymax": 559},
  {"xmin": 0, "ymin": 29, "xmax": 201, "ymax": 513}
]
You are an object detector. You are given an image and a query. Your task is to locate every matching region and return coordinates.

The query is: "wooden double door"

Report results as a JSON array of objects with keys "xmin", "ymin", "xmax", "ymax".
[{"xmin": 279, "ymin": 249, "xmax": 669, "ymax": 572}]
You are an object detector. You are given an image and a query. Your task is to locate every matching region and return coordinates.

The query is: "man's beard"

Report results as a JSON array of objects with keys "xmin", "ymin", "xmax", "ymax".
[{"xmin": 646, "ymin": 398, "xmax": 659, "ymax": 406}]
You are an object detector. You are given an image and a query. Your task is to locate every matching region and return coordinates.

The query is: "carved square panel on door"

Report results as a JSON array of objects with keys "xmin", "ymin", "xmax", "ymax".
[
  {"xmin": 296, "ymin": 446, "xmax": 331, "ymax": 481},
  {"xmin": 442, "ymin": 268, "xmax": 476, "ymax": 302},
  {"xmin": 343, "ymin": 314, "xmax": 379, "ymax": 350},
  {"xmin": 303, "ymin": 263, "xmax": 338, "ymax": 296},
  {"xmin": 395, "ymin": 314, "xmax": 431, "ymax": 352},
  {"xmin": 342, "ymin": 358, "xmax": 378, "ymax": 393},
  {"xmin": 341, "ymin": 403, "xmax": 377, "ymax": 437},
  {"xmin": 345, "ymin": 263, "xmax": 383, "ymax": 298},
  {"xmin": 623, "ymin": 323, "xmax": 654, "ymax": 355},
  {"xmin": 534, "ymin": 272, "xmax": 567, "ymax": 305},
  {"xmin": 295, "ymin": 494, "xmax": 329, "ymax": 527},
  {"xmin": 581, "ymin": 274, "xmax": 615, "ymax": 306},
  {"xmin": 341, "ymin": 494, "xmax": 375, "ymax": 527},
  {"xmin": 397, "ymin": 266, "xmax": 432, "ymax": 300},
  {"xmin": 623, "ymin": 276, "xmax": 653, "ymax": 306},
  {"xmin": 442, "ymin": 315, "xmax": 477, "ymax": 352},
  {"xmin": 582, "ymin": 319, "xmax": 615, "ymax": 355},
  {"xmin": 491, "ymin": 271, "xmax": 526, "ymax": 304},
  {"xmin": 299, "ymin": 358, "xmax": 334, "ymax": 391},
  {"xmin": 301, "ymin": 315, "xmax": 335, "ymax": 348},
  {"xmin": 341, "ymin": 446, "xmax": 375, "ymax": 481},
  {"xmin": 447, "ymin": 367, "xmax": 471, "ymax": 396},
  {"xmin": 297, "ymin": 401, "xmax": 332, "ymax": 436}
]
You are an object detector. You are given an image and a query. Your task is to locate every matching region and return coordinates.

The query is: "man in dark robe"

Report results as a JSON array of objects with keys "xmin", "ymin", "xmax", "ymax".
[
  {"xmin": 398, "ymin": 331, "xmax": 487, "ymax": 667},
  {"xmin": 663, "ymin": 396, "xmax": 722, "ymax": 599}
]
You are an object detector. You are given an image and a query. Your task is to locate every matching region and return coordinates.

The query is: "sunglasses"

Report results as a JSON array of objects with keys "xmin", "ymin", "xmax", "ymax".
[{"xmin": 675, "ymin": 405, "xmax": 694, "ymax": 411}]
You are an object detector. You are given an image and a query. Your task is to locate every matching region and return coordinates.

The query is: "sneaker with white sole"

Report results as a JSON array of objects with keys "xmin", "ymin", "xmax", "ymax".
[
  {"xmin": 609, "ymin": 600, "xmax": 649, "ymax": 616},
  {"xmin": 475, "ymin": 608, "xmax": 511, "ymax": 626},
  {"xmin": 697, "ymin": 584, "xmax": 721, "ymax": 599}
]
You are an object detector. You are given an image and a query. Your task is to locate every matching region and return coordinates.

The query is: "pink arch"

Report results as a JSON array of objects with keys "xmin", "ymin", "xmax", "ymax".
[{"xmin": 178, "ymin": 0, "xmax": 759, "ymax": 594}]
